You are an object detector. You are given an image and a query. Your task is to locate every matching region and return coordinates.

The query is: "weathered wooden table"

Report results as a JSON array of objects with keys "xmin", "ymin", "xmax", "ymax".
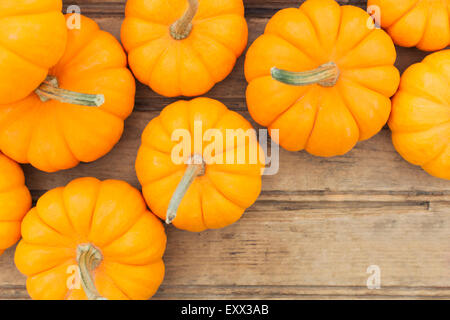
[{"xmin": 1, "ymin": 0, "xmax": 449, "ymax": 300}]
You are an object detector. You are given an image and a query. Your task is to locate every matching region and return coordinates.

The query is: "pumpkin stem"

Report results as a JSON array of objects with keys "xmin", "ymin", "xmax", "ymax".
[
  {"xmin": 76, "ymin": 243, "xmax": 107, "ymax": 300},
  {"xmin": 166, "ymin": 154, "xmax": 205, "ymax": 224},
  {"xmin": 170, "ymin": 0, "xmax": 199, "ymax": 40},
  {"xmin": 271, "ymin": 62, "xmax": 340, "ymax": 87},
  {"xmin": 35, "ymin": 76, "xmax": 105, "ymax": 107}
]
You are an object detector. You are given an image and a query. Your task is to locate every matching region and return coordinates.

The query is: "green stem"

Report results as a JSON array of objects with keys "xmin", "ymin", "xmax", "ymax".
[
  {"xmin": 35, "ymin": 76, "xmax": 104, "ymax": 107},
  {"xmin": 170, "ymin": 0, "xmax": 199, "ymax": 40},
  {"xmin": 166, "ymin": 154, "xmax": 205, "ymax": 224},
  {"xmin": 271, "ymin": 62, "xmax": 340, "ymax": 87},
  {"xmin": 76, "ymin": 244, "xmax": 107, "ymax": 300}
]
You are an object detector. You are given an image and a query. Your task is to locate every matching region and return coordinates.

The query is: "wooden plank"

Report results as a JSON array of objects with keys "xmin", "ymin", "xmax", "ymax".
[
  {"xmin": 1, "ymin": 202, "xmax": 449, "ymax": 299},
  {"xmin": 65, "ymin": 1, "xmax": 369, "ymax": 14},
  {"xmin": 22, "ymin": 109, "xmax": 450, "ymax": 194}
]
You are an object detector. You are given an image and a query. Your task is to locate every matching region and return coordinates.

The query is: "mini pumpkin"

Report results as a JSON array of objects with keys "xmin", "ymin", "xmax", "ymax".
[
  {"xmin": 0, "ymin": 14, "xmax": 135, "ymax": 173},
  {"xmin": 121, "ymin": 0, "xmax": 248, "ymax": 97},
  {"xmin": 368, "ymin": 0, "xmax": 450, "ymax": 51},
  {"xmin": 245, "ymin": 0, "xmax": 400, "ymax": 157},
  {"xmin": 0, "ymin": 0, "xmax": 67, "ymax": 104},
  {"xmin": 389, "ymin": 50, "xmax": 449, "ymax": 180},
  {"xmin": 136, "ymin": 97, "xmax": 264, "ymax": 232},
  {"xmin": 15, "ymin": 177, "xmax": 167, "ymax": 300},
  {"xmin": 0, "ymin": 153, "xmax": 31, "ymax": 256}
]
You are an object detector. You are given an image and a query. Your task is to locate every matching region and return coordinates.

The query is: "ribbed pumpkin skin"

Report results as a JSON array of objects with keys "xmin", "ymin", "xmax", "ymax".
[
  {"xmin": 136, "ymin": 98, "xmax": 264, "ymax": 232},
  {"xmin": 0, "ymin": 0, "xmax": 67, "ymax": 104},
  {"xmin": 245, "ymin": 0, "xmax": 400, "ymax": 157},
  {"xmin": 0, "ymin": 15, "xmax": 135, "ymax": 173},
  {"xmin": 0, "ymin": 153, "xmax": 31, "ymax": 256},
  {"xmin": 389, "ymin": 50, "xmax": 450, "ymax": 180},
  {"xmin": 121, "ymin": 0, "xmax": 248, "ymax": 97},
  {"xmin": 14, "ymin": 177, "xmax": 167, "ymax": 300},
  {"xmin": 368, "ymin": 0, "xmax": 450, "ymax": 51}
]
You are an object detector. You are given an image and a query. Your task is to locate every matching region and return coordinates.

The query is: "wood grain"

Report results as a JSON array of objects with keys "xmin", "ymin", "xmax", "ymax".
[{"xmin": 0, "ymin": 0, "xmax": 448, "ymax": 300}]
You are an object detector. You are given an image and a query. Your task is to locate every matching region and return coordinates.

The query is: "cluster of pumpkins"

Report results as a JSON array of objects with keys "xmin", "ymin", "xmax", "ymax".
[{"xmin": 0, "ymin": 0, "xmax": 448, "ymax": 300}]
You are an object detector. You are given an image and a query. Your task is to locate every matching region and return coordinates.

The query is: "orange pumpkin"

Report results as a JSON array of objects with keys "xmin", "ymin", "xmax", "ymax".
[
  {"xmin": 245, "ymin": 0, "xmax": 400, "ymax": 157},
  {"xmin": 0, "ymin": 0, "xmax": 67, "ymax": 104},
  {"xmin": 0, "ymin": 153, "xmax": 31, "ymax": 256},
  {"xmin": 0, "ymin": 14, "xmax": 135, "ymax": 173},
  {"xmin": 15, "ymin": 177, "xmax": 167, "ymax": 300},
  {"xmin": 121, "ymin": 0, "xmax": 248, "ymax": 97},
  {"xmin": 389, "ymin": 50, "xmax": 449, "ymax": 180},
  {"xmin": 136, "ymin": 98, "xmax": 264, "ymax": 232},
  {"xmin": 368, "ymin": 0, "xmax": 450, "ymax": 51}
]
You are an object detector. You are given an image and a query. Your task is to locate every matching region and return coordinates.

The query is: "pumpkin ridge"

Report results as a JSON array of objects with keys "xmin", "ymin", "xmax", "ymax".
[
  {"xmin": 55, "ymin": 69, "xmax": 133, "ymax": 121},
  {"xmin": 51, "ymin": 28, "xmax": 101, "ymax": 74},
  {"xmin": 58, "ymin": 30, "xmax": 124, "ymax": 78},
  {"xmin": 0, "ymin": 12, "xmax": 65, "ymax": 70},
  {"xmin": 101, "ymin": 235, "xmax": 165, "ymax": 265},
  {"xmin": 422, "ymin": 61, "xmax": 450, "ymax": 93},
  {"xmin": 19, "ymin": 237, "xmax": 74, "ymax": 249},
  {"xmin": 108, "ymin": 206, "xmax": 147, "ymax": 244},
  {"xmin": 298, "ymin": 5, "xmax": 328, "ymax": 52},
  {"xmin": 88, "ymin": 186, "xmax": 146, "ymax": 249},
  {"xmin": 195, "ymin": 107, "xmax": 230, "ymax": 155},
  {"xmin": 246, "ymin": 34, "xmax": 318, "ymax": 82},
  {"xmin": 339, "ymin": 66, "xmax": 398, "ymax": 97},
  {"xmin": 80, "ymin": 180, "xmax": 101, "ymax": 243},
  {"xmin": 34, "ymin": 192, "xmax": 79, "ymax": 243},
  {"xmin": 158, "ymin": 101, "xmax": 190, "ymax": 138},
  {"xmin": 122, "ymin": 18, "xmax": 168, "ymax": 52},
  {"xmin": 94, "ymin": 264, "xmax": 136, "ymax": 300},
  {"xmin": 335, "ymin": 85, "xmax": 363, "ymax": 142},
  {"xmin": 194, "ymin": 2, "xmax": 244, "ymax": 21},
  {"xmin": 264, "ymin": 28, "xmax": 320, "ymax": 65},
  {"xmin": 194, "ymin": 12, "xmax": 243, "ymax": 25},
  {"xmin": 202, "ymin": 174, "xmax": 245, "ymax": 210},
  {"xmin": 421, "ymin": 138, "xmax": 449, "ymax": 167},
  {"xmin": 383, "ymin": 0, "xmax": 421, "ymax": 29},
  {"xmin": 416, "ymin": 1, "xmax": 433, "ymax": 48},
  {"xmin": 393, "ymin": 119, "xmax": 450, "ymax": 134},
  {"xmin": 193, "ymin": 14, "xmax": 246, "ymax": 57},
  {"xmin": 285, "ymin": 86, "xmax": 320, "ymax": 151},
  {"xmin": 55, "ymin": 106, "xmax": 79, "ymax": 167},
  {"xmin": 58, "ymin": 182, "xmax": 89, "ymax": 244},
  {"xmin": 29, "ymin": 106, "xmax": 63, "ymax": 172},
  {"xmin": 298, "ymin": 5, "xmax": 321, "ymax": 45},
  {"xmin": 0, "ymin": 1, "xmax": 63, "ymax": 20},
  {"xmin": 127, "ymin": 35, "xmax": 169, "ymax": 59},
  {"xmin": 24, "ymin": 256, "xmax": 76, "ymax": 278},
  {"xmin": 11, "ymin": 100, "xmax": 40, "ymax": 164},
  {"xmin": 303, "ymin": 87, "xmax": 332, "ymax": 152},
  {"xmin": 55, "ymin": 29, "xmax": 103, "ymax": 72},
  {"xmin": 147, "ymin": 45, "xmax": 173, "ymax": 89},
  {"xmin": 141, "ymin": 139, "xmax": 174, "ymax": 158},
  {"xmin": 0, "ymin": 179, "xmax": 25, "ymax": 195},
  {"xmin": 183, "ymin": 42, "xmax": 215, "ymax": 94},
  {"xmin": 0, "ymin": 98, "xmax": 40, "ymax": 163},
  {"xmin": 331, "ymin": 5, "xmax": 345, "ymax": 54},
  {"xmin": 335, "ymin": 81, "xmax": 382, "ymax": 142},
  {"xmin": 401, "ymin": 86, "xmax": 448, "ymax": 107},
  {"xmin": 28, "ymin": 106, "xmax": 58, "ymax": 171},
  {"xmin": 197, "ymin": 179, "xmax": 208, "ymax": 231},
  {"xmin": 141, "ymin": 119, "xmax": 174, "ymax": 155},
  {"xmin": 191, "ymin": 29, "xmax": 238, "ymax": 69},
  {"xmin": 57, "ymin": 106, "xmax": 124, "ymax": 162},
  {"xmin": 206, "ymin": 164, "xmax": 262, "ymax": 179}
]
